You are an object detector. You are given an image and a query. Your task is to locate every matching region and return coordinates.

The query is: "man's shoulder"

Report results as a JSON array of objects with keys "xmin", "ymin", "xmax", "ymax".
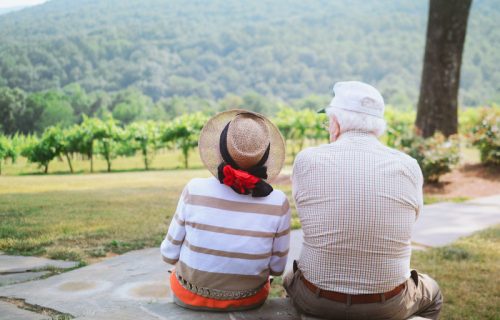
[
  {"xmin": 382, "ymin": 145, "xmax": 420, "ymax": 166},
  {"xmin": 380, "ymin": 145, "xmax": 422, "ymax": 181},
  {"xmin": 295, "ymin": 144, "xmax": 331, "ymax": 161}
]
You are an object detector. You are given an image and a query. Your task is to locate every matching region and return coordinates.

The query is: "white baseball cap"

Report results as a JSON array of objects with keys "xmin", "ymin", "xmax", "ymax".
[{"xmin": 319, "ymin": 81, "xmax": 385, "ymax": 119}]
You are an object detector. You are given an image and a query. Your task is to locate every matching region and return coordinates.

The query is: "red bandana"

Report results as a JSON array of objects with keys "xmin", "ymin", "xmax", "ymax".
[{"xmin": 222, "ymin": 165, "xmax": 260, "ymax": 194}]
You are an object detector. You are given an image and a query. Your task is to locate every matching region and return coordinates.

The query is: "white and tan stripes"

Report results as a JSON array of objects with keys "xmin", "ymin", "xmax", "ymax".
[
  {"xmin": 184, "ymin": 190, "xmax": 290, "ymax": 216},
  {"xmin": 160, "ymin": 177, "xmax": 291, "ymax": 291}
]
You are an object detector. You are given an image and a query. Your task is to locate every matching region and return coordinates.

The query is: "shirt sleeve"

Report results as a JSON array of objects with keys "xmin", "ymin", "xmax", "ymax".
[
  {"xmin": 160, "ymin": 185, "xmax": 188, "ymax": 264},
  {"xmin": 413, "ymin": 160, "xmax": 424, "ymax": 220},
  {"xmin": 269, "ymin": 198, "xmax": 291, "ymax": 276},
  {"xmin": 291, "ymin": 152, "xmax": 305, "ymax": 205}
]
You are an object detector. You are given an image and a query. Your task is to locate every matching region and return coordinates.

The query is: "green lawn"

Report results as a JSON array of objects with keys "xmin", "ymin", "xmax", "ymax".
[
  {"xmin": 0, "ymin": 170, "xmax": 207, "ymax": 261},
  {"xmin": 0, "ymin": 169, "xmax": 295, "ymax": 261},
  {"xmin": 1, "ymin": 149, "xmax": 206, "ymax": 176}
]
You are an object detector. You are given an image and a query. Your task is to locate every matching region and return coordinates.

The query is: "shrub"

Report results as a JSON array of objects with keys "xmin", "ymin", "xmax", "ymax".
[
  {"xmin": 388, "ymin": 127, "xmax": 460, "ymax": 183},
  {"xmin": 384, "ymin": 107, "xmax": 415, "ymax": 147},
  {"xmin": 468, "ymin": 106, "xmax": 500, "ymax": 166},
  {"xmin": 20, "ymin": 132, "xmax": 61, "ymax": 174},
  {"xmin": 0, "ymin": 134, "xmax": 17, "ymax": 175}
]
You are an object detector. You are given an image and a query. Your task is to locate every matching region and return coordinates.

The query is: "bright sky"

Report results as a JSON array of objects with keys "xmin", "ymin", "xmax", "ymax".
[{"xmin": 0, "ymin": 0, "xmax": 47, "ymax": 9}]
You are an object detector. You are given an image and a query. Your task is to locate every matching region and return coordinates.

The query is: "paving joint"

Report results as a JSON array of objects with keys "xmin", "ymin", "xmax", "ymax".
[{"xmin": 0, "ymin": 296, "xmax": 74, "ymax": 319}]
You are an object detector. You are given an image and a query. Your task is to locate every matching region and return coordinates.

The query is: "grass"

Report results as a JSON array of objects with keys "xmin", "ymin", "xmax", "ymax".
[
  {"xmin": 0, "ymin": 170, "xmax": 208, "ymax": 261},
  {"xmin": 270, "ymin": 225, "xmax": 500, "ymax": 320},
  {"xmin": 424, "ymin": 195, "xmax": 471, "ymax": 205},
  {"xmin": 0, "ymin": 168, "xmax": 296, "ymax": 262},
  {"xmin": 1, "ymin": 148, "xmax": 206, "ymax": 176},
  {"xmin": 411, "ymin": 226, "xmax": 500, "ymax": 320}
]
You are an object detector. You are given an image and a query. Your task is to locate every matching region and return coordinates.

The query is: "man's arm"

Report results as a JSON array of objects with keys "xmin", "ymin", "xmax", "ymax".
[{"xmin": 160, "ymin": 186, "xmax": 188, "ymax": 264}]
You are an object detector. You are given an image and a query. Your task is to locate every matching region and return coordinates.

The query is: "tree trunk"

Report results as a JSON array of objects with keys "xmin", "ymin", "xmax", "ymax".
[
  {"xmin": 44, "ymin": 163, "xmax": 49, "ymax": 174},
  {"xmin": 107, "ymin": 159, "xmax": 111, "ymax": 172},
  {"xmin": 65, "ymin": 153, "xmax": 74, "ymax": 173},
  {"xmin": 143, "ymin": 148, "xmax": 149, "ymax": 170},
  {"xmin": 183, "ymin": 148, "xmax": 189, "ymax": 169},
  {"xmin": 0, "ymin": 160, "xmax": 2, "ymax": 175},
  {"xmin": 416, "ymin": 0, "xmax": 472, "ymax": 137},
  {"xmin": 90, "ymin": 143, "xmax": 94, "ymax": 173}
]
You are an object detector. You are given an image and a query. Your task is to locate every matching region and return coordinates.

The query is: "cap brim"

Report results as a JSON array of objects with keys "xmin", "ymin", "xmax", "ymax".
[{"xmin": 198, "ymin": 109, "xmax": 286, "ymax": 181}]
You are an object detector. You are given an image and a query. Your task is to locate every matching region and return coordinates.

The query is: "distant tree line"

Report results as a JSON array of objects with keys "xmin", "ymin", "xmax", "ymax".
[
  {"xmin": 1, "ymin": 105, "xmax": 497, "ymax": 178},
  {"xmin": 0, "ymin": 0, "xmax": 498, "ymax": 107},
  {"xmin": 0, "ymin": 108, "xmax": 330, "ymax": 174},
  {"xmin": 0, "ymin": 84, "xmax": 332, "ymax": 135}
]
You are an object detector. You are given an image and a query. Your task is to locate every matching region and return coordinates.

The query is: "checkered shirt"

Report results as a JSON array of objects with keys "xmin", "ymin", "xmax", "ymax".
[{"xmin": 292, "ymin": 130, "xmax": 423, "ymax": 294}]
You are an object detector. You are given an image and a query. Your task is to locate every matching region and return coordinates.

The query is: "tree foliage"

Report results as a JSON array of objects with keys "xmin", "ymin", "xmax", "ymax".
[
  {"xmin": 21, "ymin": 129, "xmax": 62, "ymax": 174},
  {"xmin": 126, "ymin": 121, "xmax": 161, "ymax": 170},
  {"xmin": 0, "ymin": 134, "xmax": 17, "ymax": 175},
  {"xmin": 0, "ymin": 0, "xmax": 497, "ymax": 107},
  {"xmin": 162, "ymin": 113, "xmax": 208, "ymax": 169}
]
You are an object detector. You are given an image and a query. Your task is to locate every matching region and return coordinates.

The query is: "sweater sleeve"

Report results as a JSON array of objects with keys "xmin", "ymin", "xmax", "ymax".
[
  {"xmin": 160, "ymin": 185, "xmax": 188, "ymax": 264},
  {"xmin": 269, "ymin": 198, "xmax": 291, "ymax": 276}
]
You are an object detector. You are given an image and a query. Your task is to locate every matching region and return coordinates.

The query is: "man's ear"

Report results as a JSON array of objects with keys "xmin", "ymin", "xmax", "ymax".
[{"xmin": 330, "ymin": 116, "xmax": 340, "ymax": 142}]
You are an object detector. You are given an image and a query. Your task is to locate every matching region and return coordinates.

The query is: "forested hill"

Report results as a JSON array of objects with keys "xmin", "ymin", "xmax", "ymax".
[{"xmin": 0, "ymin": 0, "xmax": 498, "ymax": 106}]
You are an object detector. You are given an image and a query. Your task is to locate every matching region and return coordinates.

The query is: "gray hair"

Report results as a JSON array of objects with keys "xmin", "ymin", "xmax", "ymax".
[{"xmin": 327, "ymin": 108, "xmax": 386, "ymax": 137}]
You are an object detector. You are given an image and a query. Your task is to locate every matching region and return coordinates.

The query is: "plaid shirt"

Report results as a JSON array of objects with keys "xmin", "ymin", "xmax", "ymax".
[{"xmin": 292, "ymin": 131, "xmax": 423, "ymax": 294}]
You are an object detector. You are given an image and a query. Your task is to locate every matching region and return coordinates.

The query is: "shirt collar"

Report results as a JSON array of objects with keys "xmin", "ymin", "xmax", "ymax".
[{"xmin": 336, "ymin": 130, "xmax": 380, "ymax": 144}]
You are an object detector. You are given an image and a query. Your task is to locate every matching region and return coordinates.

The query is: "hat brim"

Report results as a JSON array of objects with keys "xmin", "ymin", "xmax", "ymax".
[{"xmin": 198, "ymin": 109, "xmax": 286, "ymax": 181}]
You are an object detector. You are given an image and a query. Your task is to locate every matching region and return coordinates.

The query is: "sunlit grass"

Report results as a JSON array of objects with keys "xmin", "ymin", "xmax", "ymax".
[
  {"xmin": 2, "ymin": 149, "xmax": 205, "ymax": 176},
  {"xmin": 0, "ymin": 170, "xmax": 208, "ymax": 261},
  {"xmin": 0, "ymin": 168, "xmax": 297, "ymax": 262},
  {"xmin": 424, "ymin": 195, "xmax": 471, "ymax": 205},
  {"xmin": 411, "ymin": 226, "xmax": 500, "ymax": 320}
]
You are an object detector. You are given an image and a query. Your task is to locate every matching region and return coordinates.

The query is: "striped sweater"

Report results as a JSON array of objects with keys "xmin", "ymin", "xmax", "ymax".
[{"xmin": 161, "ymin": 177, "xmax": 291, "ymax": 291}]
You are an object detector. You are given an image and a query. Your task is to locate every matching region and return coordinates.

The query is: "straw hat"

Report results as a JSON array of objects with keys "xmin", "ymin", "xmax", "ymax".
[{"xmin": 198, "ymin": 109, "xmax": 285, "ymax": 181}]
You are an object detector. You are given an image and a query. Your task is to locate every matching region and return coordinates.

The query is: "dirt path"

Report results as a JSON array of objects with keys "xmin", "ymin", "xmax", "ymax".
[{"xmin": 423, "ymin": 164, "xmax": 500, "ymax": 199}]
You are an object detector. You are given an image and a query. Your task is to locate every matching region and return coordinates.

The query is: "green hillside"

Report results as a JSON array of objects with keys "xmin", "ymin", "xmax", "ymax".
[{"xmin": 0, "ymin": 0, "xmax": 498, "ymax": 106}]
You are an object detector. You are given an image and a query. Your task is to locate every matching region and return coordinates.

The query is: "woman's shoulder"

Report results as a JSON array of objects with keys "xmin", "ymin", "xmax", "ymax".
[
  {"xmin": 184, "ymin": 177, "xmax": 220, "ymax": 193},
  {"xmin": 268, "ymin": 188, "xmax": 287, "ymax": 201},
  {"xmin": 185, "ymin": 177, "xmax": 289, "ymax": 206}
]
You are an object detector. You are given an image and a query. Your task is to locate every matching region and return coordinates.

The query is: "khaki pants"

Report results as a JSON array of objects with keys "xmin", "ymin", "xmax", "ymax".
[{"xmin": 283, "ymin": 268, "xmax": 443, "ymax": 320}]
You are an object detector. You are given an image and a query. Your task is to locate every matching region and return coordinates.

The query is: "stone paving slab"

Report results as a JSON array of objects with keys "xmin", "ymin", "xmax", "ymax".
[
  {"xmin": 0, "ymin": 301, "xmax": 50, "ymax": 320},
  {"xmin": 144, "ymin": 299, "xmax": 300, "ymax": 320},
  {"xmin": 0, "ymin": 248, "xmax": 170, "ymax": 319},
  {"xmin": 0, "ymin": 255, "xmax": 79, "ymax": 273},
  {"xmin": 0, "ymin": 271, "xmax": 50, "ymax": 287},
  {"xmin": 412, "ymin": 195, "xmax": 500, "ymax": 247}
]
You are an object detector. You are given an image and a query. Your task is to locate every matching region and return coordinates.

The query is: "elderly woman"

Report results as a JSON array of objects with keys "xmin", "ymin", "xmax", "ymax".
[{"xmin": 160, "ymin": 110, "xmax": 290, "ymax": 311}]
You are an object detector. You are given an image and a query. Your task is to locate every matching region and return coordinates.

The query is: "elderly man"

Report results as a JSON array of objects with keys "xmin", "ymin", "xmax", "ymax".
[{"xmin": 284, "ymin": 81, "xmax": 442, "ymax": 319}]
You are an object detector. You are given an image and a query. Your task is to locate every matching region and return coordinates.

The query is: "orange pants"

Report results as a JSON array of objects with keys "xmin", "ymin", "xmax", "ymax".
[{"xmin": 170, "ymin": 272, "xmax": 270, "ymax": 311}]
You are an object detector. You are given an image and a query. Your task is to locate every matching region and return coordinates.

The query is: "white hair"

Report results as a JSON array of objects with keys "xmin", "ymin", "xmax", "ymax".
[{"xmin": 327, "ymin": 108, "xmax": 386, "ymax": 137}]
